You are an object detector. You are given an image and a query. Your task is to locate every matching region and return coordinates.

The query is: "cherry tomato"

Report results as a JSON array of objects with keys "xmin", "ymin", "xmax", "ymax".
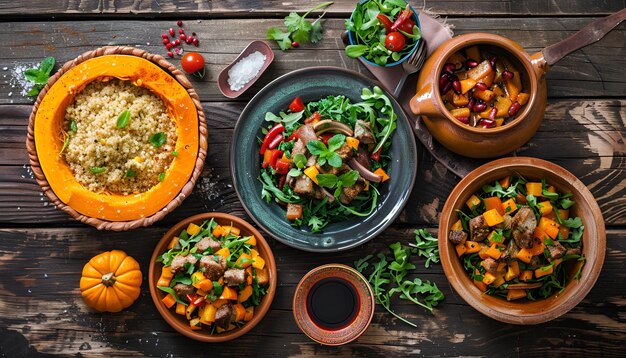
[
  {"xmin": 384, "ymin": 32, "xmax": 406, "ymax": 52},
  {"xmin": 181, "ymin": 52, "xmax": 205, "ymax": 77},
  {"xmin": 289, "ymin": 97, "xmax": 304, "ymax": 112},
  {"xmin": 397, "ymin": 18, "xmax": 416, "ymax": 34},
  {"xmin": 376, "ymin": 14, "xmax": 393, "ymax": 34}
]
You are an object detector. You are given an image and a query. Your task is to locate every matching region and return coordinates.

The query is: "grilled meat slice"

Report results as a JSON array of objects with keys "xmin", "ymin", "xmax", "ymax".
[
  {"xmin": 298, "ymin": 124, "xmax": 318, "ymax": 144},
  {"xmin": 511, "ymin": 207, "xmax": 537, "ymax": 249},
  {"xmin": 481, "ymin": 258, "xmax": 498, "ymax": 274},
  {"xmin": 199, "ymin": 255, "xmax": 227, "ymax": 281},
  {"xmin": 354, "ymin": 120, "xmax": 376, "ymax": 144},
  {"xmin": 195, "ymin": 237, "xmax": 221, "ymax": 254},
  {"xmin": 495, "ymin": 214, "xmax": 513, "ymax": 230},
  {"xmin": 546, "ymin": 241, "xmax": 567, "ymax": 260},
  {"xmin": 293, "ymin": 175, "xmax": 314, "ymax": 196},
  {"xmin": 335, "ymin": 142, "xmax": 354, "ymax": 162},
  {"xmin": 448, "ymin": 230, "xmax": 468, "ymax": 245},
  {"xmin": 502, "ymin": 239, "xmax": 520, "ymax": 261},
  {"xmin": 223, "ymin": 268, "xmax": 246, "ymax": 287},
  {"xmin": 292, "ymin": 139, "xmax": 307, "ymax": 157},
  {"xmin": 469, "ymin": 215, "xmax": 490, "ymax": 242},
  {"xmin": 170, "ymin": 254, "xmax": 198, "ymax": 273},
  {"xmin": 339, "ymin": 182, "xmax": 365, "ymax": 205},
  {"xmin": 214, "ymin": 303, "xmax": 235, "ymax": 329},
  {"xmin": 173, "ymin": 283, "xmax": 195, "ymax": 297}
]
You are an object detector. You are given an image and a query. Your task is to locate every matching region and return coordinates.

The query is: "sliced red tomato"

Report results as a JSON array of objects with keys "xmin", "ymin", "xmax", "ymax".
[
  {"xmin": 385, "ymin": 32, "xmax": 406, "ymax": 52},
  {"xmin": 376, "ymin": 14, "xmax": 393, "ymax": 33},
  {"xmin": 398, "ymin": 18, "xmax": 416, "ymax": 34},
  {"xmin": 390, "ymin": 5, "xmax": 413, "ymax": 32},
  {"xmin": 289, "ymin": 97, "xmax": 304, "ymax": 112}
]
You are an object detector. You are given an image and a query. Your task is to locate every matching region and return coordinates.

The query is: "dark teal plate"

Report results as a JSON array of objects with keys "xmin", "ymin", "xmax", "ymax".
[{"xmin": 230, "ymin": 67, "xmax": 418, "ymax": 252}]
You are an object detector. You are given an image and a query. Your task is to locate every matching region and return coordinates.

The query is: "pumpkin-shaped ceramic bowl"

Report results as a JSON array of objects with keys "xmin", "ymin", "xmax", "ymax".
[
  {"xmin": 439, "ymin": 157, "xmax": 605, "ymax": 324},
  {"xmin": 26, "ymin": 46, "xmax": 208, "ymax": 230},
  {"xmin": 149, "ymin": 212, "xmax": 277, "ymax": 342}
]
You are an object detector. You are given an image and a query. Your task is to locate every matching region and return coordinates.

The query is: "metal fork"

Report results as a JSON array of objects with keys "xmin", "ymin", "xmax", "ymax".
[{"xmin": 393, "ymin": 39, "xmax": 427, "ymax": 98}]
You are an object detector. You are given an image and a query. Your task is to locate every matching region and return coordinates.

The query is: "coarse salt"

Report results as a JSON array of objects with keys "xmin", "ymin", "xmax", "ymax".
[{"xmin": 228, "ymin": 51, "xmax": 266, "ymax": 92}]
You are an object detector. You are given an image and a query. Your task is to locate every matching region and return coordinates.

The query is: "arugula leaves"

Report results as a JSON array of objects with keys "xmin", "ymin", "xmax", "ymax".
[
  {"xmin": 355, "ymin": 240, "xmax": 445, "ymax": 327},
  {"xmin": 265, "ymin": 110, "xmax": 304, "ymax": 131},
  {"xmin": 266, "ymin": 2, "xmax": 333, "ymax": 51},
  {"xmin": 317, "ymin": 170, "xmax": 359, "ymax": 198},
  {"xmin": 149, "ymin": 132, "xmax": 167, "ymax": 147},
  {"xmin": 307, "ymin": 134, "xmax": 346, "ymax": 167},
  {"xmin": 409, "ymin": 229, "xmax": 440, "ymax": 268},
  {"xmin": 23, "ymin": 57, "xmax": 55, "ymax": 97}
]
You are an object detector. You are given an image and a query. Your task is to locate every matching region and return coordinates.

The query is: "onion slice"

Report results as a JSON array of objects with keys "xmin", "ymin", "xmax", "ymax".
[
  {"xmin": 349, "ymin": 158, "xmax": 382, "ymax": 183},
  {"xmin": 313, "ymin": 120, "xmax": 354, "ymax": 137},
  {"xmin": 506, "ymin": 283, "xmax": 542, "ymax": 290}
]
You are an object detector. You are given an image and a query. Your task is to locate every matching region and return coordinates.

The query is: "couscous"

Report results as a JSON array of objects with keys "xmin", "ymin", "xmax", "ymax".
[{"xmin": 63, "ymin": 79, "xmax": 177, "ymax": 194}]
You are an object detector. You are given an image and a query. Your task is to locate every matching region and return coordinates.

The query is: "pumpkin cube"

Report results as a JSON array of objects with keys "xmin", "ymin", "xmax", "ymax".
[
  {"xmin": 517, "ymin": 92, "xmax": 530, "ymax": 105},
  {"xmin": 452, "ymin": 92, "xmax": 469, "ymax": 106},
  {"xmin": 467, "ymin": 60, "xmax": 493, "ymax": 80},
  {"xmin": 473, "ymin": 89, "xmax": 496, "ymax": 102},
  {"xmin": 505, "ymin": 72, "xmax": 522, "ymax": 101},
  {"xmin": 494, "ymin": 96, "xmax": 513, "ymax": 117},
  {"xmin": 450, "ymin": 107, "xmax": 470, "ymax": 119},
  {"xmin": 460, "ymin": 78, "xmax": 477, "ymax": 94}
]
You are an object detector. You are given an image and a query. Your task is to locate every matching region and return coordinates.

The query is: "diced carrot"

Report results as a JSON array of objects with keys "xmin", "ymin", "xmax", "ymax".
[
  {"xmin": 452, "ymin": 92, "xmax": 469, "ymax": 106},
  {"xmin": 236, "ymin": 253, "xmax": 253, "ymax": 268},
  {"xmin": 483, "ymin": 209, "xmax": 504, "ymax": 226},
  {"xmin": 506, "ymin": 289, "xmax": 527, "ymax": 301},
  {"xmin": 451, "ymin": 219, "xmax": 463, "ymax": 231},
  {"xmin": 212, "ymin": 224, "xmax": 226, "ymax": 238},
  {"xmin": 526, "ymin": 182, "xmax": 543, "ymax": 197},
  {"xmin": 233, "ymin": 303, "xmax": 246, "ymax": 322},
  {"xmin": 373, "ymin": 168, "xmax": 390, "ymax": 182},
  {"xmin": 516, "ymin": 248, "xmax": 533, "ymax": 264},
  {"xmin": 214, "ymin": 247, "xmax": 230, "ymax": 259},
  {"xmin": 501, "ymin": 198, "xmax": 517, "ymax": 215},
  {"xmin": 486, "ymin": 244, "xmax": 502, "ymax": 260},
  {"xmin": 256, "ymin": 268, "xmax": 269, "ymax": 286},
  {"xmin": 460, "ymin": 78, "xmax": 477, "ymax": 94},
  {"xmin": 472, "ymin": 89, "xmax": 496, "ymax": 102},
  {"xmin": 157, "ymin": 265, "xmax": 174, "ymax": 287},
  {"xmin": 516, "ymin": 92, "xmax": 530, "ymax": 105},
  {"xmin": 244, "ymin": 306, "xmax": 254, "ymax": 322},
  {"xmin": 538, "ymin": 217, "xmax": 560, "ymax": 239},
  {"xmin": 186, "ymin": 223, "xmax": 201, "ymax": 236},
  {"xmin": 286, "ymin": 203, "xmax": 304, "ymax": 221},
  {"xmin": 200, "ymin": 304, "xmax": 217, "ymax": 324},
  {"xmin": 238, "ymin": 285, "xmax": 254, "ymax": 303},
  {"xmin": 519, "ymin": 270, "xmax": 533, "ymax": 282},
  {"xmin": 346, "ymin": 137, "xmax": 360, "ymax": 150},
  {"xmin": 484, "ymin": 197, "xmax": 504, "ymax": 215},
  {"xmin": 538, "ymin": 201, "xmax": 553, "ymax": 216},
  {"xmin": 252, "ymin": 255, "xmax": 265, "ymax": 270},
  {"xmin": 197, "ymin": 279, "xmax": 214, "ymax": 292},
  {"xmin": 162, "ymin": 294, "xmax": 176, "ymax": 308},
  {"xmin": 455, "ymin": 243, "xmax": 467, "ymax": 257},
  {"xmin": 482, "ymin": 272, "xmax": 496, "ymax": 285},
  {"xmin": 175, "ymin": 302, "xmax": 186, "ymax": 315},
  {"xmin": 220, "ymin": 286, "xmax": 238, "ymax": 300},
  {"xmin": 466, "ymin": 194, "xmax": 481, "ymax": 210},
  {"xmin": 167, "ymin": 236, "xmax": 179, "ymax": 249},
  {"xmin": 464, "ymin": 241, "xmax": 481, "ymax": 254},
  {"xmin": 535, "ymin": 265, "xmax": 554, "ymax": 278},
  {"xmin": 245, "ymin": 236, "xmax": 256, "ymax": 246}
]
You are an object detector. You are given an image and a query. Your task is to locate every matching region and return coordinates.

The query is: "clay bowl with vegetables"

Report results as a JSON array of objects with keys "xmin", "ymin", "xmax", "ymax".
[
  {"xmin": 231, "ymin": 66, "xmax": 418, "ymax": 252},
  {"xmin": 149, "ymin": 212, "xmax": 277, "ymax": 342},
  {"xmin": 410, "ymin": 11, "xmax": 626, "ymax": 158},
  {"xmin": 439, "ymin": 157, "xmax": 605, "ymax": 324},
  {"xmin": 26, "ymin": 46, "xmax": 208, "ymax": 230},
  {"xmin": 345, "ymin": 0, "xmax": 422, "ymax": 67}
]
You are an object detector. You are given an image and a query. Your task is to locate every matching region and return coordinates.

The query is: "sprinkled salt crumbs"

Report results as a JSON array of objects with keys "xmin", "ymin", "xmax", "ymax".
[{"xmin": 228, "ymin": 51, "xmax": 266, "ymax": 91}]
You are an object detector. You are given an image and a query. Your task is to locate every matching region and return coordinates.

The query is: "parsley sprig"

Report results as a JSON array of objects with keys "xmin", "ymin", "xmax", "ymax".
[
  {"xmin": 355, "ymin": 241, "xmax": 445, "ymax": 327},
  {"xmin": 266, "ymin": 2, "xmax": 333, "ymax": 51},
  {"xmin": 23, "ymin": 57, "xmax": 55, "ymax": 97}
]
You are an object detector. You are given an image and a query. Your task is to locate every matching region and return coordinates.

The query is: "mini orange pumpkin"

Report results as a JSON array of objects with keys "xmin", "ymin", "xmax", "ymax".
[{"xmin": 80, "ymin": 250, "xmax": 142, "ymax": 312}]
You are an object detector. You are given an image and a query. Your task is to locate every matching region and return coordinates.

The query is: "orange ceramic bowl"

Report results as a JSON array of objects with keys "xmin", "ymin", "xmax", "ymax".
[
  {"xmin": 439, "ymin": 157, "xmax": 605, "ymax": 324},
  {"xmin": 148, "ymin": 212, "xmax": 277, "ymax": 341}
]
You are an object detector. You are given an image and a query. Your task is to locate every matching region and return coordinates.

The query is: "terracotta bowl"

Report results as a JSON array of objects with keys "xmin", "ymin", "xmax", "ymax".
[
  {"xmin": 439, "ymin": 157, "xmax": 606, "ymax": 324},
  {"xmin": 148, "ymin": 213, "xmax": 277, "ymax": 342},
  {"xmin": 410, "ymin": 33, "xmax": 548, "ymax": 158}
]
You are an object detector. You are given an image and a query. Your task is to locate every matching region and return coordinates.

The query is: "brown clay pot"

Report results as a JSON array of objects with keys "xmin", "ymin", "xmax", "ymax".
[
  {"xmin": 410, "ymin": 10, "xmax": 626, "ymax": 158},
  {"xmin": 439, "ymin": 157, "xmax": 606, "ymax": 324}
]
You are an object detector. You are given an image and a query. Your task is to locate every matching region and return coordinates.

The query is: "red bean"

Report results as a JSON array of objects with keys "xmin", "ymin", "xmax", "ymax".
[
  {"xmin": 488, "ymin": 56, "xmax": 497, "ymax": 68},
  {"xmin": 166, "ymin": 51, "xmax": 174, "ymax": 58},
  {"xmin": 443, "ymin": 63, "xmax": 456, "ymax": 74},
  {"xmin": 508, "ymin": 102, "xmax": 522, "ymax": 116},
  {"xmin": 161, "ymin": 33, "xmax": 168, "ymax": 39},
  {"xmin": 475, "ymin": 82, "xmax": 487, "ymax": 91},
  {"xmin": 173, "ymin": 39, "xmax": 180, "ymax": 46},
  {"xmin": 439, "ymin": 73, "xmax": 450, "ymax": 89},
  {"xmin": 488, "ymin": 108, "xmax": 497, "ymax": 120},
  {"xmin": 466, "ymin": 60, "xmax": 478, "ymax": 68},
  {"xmin": 169, "ymin": 28, "xmax": 175, "ymax": 37},
  {"xmin": 165, "ymin": 43, "xmax": 173, "ymax": 50},
  {"xmin": 502, "ymin": 70, "xmax": 514, "ymax": 81},
  {"xmin": 179, "ymin": 28, "xmax": 185, "ymax": 35},
  {"xmin": 193, "ymin": 38, "xmax": 199, "ymax": 46},
  {"xmin": 473, "ymin": 102, "xmax": 487, "ymax": 112},
  {"xmin": 452, "ymin": 80, "xmax": 461, "ymax": 93},
  {"xmin": 177, "ymin": 20, "xmax": 183, "ymax": 27},
  {"xmin": 467, "ymin": 98, "xmax": 476, "ymax": 110},
  {"xmin": 180, "ymin": 34, "xmax": 187, "ymax": 41},
  {"xmin": 162, "ymin": 38, "xmax": 170, "ymax": 45},
  {"xmin": 456, "ymin": 117, "xmax": 469, "ymax": 124},
  {"xmin": 186, "ymin": 36, "xmax": 193, "ymax": 44},
  {"xmin": 481, "ymin": 119, "xmax": 496, "ymax": 128},
  {"xmin": 441, "ymin": 81, "xmax": 453, "ymax": 94}
]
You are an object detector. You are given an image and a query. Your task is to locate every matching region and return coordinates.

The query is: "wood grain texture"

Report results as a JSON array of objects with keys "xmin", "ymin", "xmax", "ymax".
[
  {"xmin": 0, "ymin": 227, "xmax": 624, "ymax": 356},
  {"xmin": 0, "ymin": 18, "xmax": 624, "ymax": 104},
  {"xmin": 0, "ymin": 0, "xmax": 624, "ymax": 17}
]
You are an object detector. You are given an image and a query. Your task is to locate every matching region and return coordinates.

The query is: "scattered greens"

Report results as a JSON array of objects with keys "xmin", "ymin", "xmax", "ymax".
[
  {"xmin": 149, "ymin": 132, "xmax": 167, "ymax": 147},
  {"xmin": 89, "ymin": 166, "xmax": 106, "ymax": 174},
  {"xmin": 266, "ymin": 2, "xmax": 333, "ymax": 50},
  {"xmin": 409, "ymin": 229, "xmax": 440, "ymax": 268},
  {"xmin": 23, "ymin": 57, "xmax": 55, "ymax": 97},
  {"xmin": 307, "ymin": 134, "xmax": 345, "ymax": 167},
  {"xmin": 125, "ymin": 169, "xmax": 136, "ymax": 178},
  {"xmin": 355, "ymin": 240, "xmax": 445, "ymax": 327},
  {"xmin": 116, "ymin": 110, "xmax": 131, "ymax": 129}
]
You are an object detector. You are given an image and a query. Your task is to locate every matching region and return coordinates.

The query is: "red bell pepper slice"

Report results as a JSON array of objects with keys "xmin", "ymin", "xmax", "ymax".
[
  {"xmin": 370, "ymin": 147, "xmax": 382, "ymax": 162},
  {"xmin": 289, "ymin": 97, "xmax": 304, "ymax": 113},
  {"xmin": 304, "ymin": 111, "xmax": 321, "ymax": 124},
  {"xmin": 269, "ymin": 150, "xmax": 284, "ymax": 169},
  {"xmin": 275, "ymin": 160, "xmax": 290, "ymax": 175},
  {"xmin": 278, "ymin": 174, "xmax": 287, "ymax": 189},
  {"xmin": 377, "ymin": 14, "xmax": 393, "ymax": 33},
  {"xmin": 268, "ymin": 134, "xmax": 284, "ymax": 150},
  {"xmin": 319, "ymin": 133, "xmax": 334, "ymax": 145},
  {"xmin": 390, "ymin": 5, "xmax": 412, "ymax": 32},
  {"xmin": 186, "ymin": 294, "xmax": 206, "ymax": 307},
  {"xmin": 259, "ymin": 123, "xmax": 285, "ymax": 155},
  {"xmin": 286, "ymin": 129, "xmax": 300, "ymax": 142}
]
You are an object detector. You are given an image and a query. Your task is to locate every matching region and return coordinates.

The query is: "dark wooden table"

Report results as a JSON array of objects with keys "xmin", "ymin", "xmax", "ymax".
[{"xmin": 1, "ymin": 1, "xmax": 625, "ymax": 356}]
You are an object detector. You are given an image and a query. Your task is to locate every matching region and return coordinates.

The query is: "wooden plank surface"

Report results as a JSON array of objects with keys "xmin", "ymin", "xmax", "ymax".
[
  {"xmin": 0, "ymin": 0, "xmax": 624, "ymax": 17},
  {"xmin": 0, "ymin": 227, "xmax": 624, "ymax": 356}
]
